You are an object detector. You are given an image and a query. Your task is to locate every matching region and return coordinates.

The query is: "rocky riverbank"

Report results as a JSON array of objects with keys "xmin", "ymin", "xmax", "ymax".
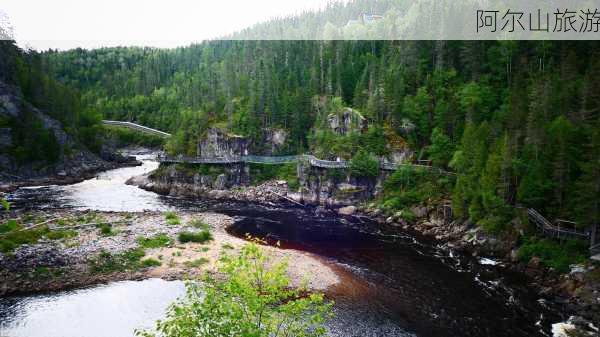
[
  {"xmin": 128, "ymin": 171, "xmax": 291, "ymax": 205},
  {"xmin": 128, "ymin": 161, "xmax": 386, "ymax": 207},
  {"xmin": 0, "ymin": 158, "xmax": 140, "ymax": 194},
  {"xmin": 353, "ymin": 202, "xmax": 600, "ymax": 334},
  {"xmin": 0, "ymin": 209, "xmax": 339, "ymax": 297},
  {"xmin": 129, "ymin": 166, "xmax": 600, "ymax": 331}
]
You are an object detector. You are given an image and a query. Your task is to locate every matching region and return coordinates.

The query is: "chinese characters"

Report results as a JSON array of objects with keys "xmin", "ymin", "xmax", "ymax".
[{"xmin": 477, "ymin": 8, "xmax": 600, "ymax": 33}]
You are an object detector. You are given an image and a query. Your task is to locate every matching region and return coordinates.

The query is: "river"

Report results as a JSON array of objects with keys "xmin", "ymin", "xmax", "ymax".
[{"xmin": 1, "ymin": 153, "xmax": 563, "ymax": 337}]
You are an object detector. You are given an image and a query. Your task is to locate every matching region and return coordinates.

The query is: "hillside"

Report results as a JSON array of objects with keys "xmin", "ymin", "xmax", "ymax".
[
  {"xmin": 0, "ymin": 40, "xmax": 136, "ymax": 188},
  {"xmin": 44, "ymin": 39, "xmax": 600, "ymax": 230}
]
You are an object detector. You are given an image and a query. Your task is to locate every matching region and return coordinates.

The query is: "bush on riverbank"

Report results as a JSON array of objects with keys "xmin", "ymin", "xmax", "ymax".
[
  {"xmin": 164, "ymin": 211, "xmax": 181, "ymax": 225},
  {"xmin": 379, "ymin": 166, "xmax": 451, "ymax": 213},
  {"xmin": 0, "ymin": 222, "xmax": 78, "ymax": 253},
  {"xmin": 88, "ymin": 248, "xmax": 146, "ymax": 273},
  {"xmin": 188, "ymin": 219, "xmax": 209, "ymax": 229},
  {"xmin": 136, "ymin": 243, "xmax": 332, "ymax": 337},
  {"xmin": 349, "ymin": 150, "xmax": 379, "ymax": 178},
  {"xmin": 137, "ymin": 233, "xmax": 172, "ymax": 248},
  {"xmin": 248, "ymin": 163, "xmax": 299, "ymax": 190},
  {"xmin": 178, "ymin": 230, "xmax": 213, "ymax": 244},
  {"xmin": 141, "ymin": 258, "xmax": 162, "ymax": 268},
  {"xmin": 183, "ymin": 258, "xmax": 209, "ymax": 268},
  {"xmin": 517, "ymin": 236, "xmax": 588, "ymax": 273}
]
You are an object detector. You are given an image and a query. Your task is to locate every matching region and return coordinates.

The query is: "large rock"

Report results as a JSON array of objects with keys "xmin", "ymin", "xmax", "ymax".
[
  {"xmin": 410, "ymin": 206, "xmax": 428, "ymax": 218},
  {"xmin": 327, "ymin": 108, "xmax": 367, "ymax": 135},
  {"xmin": 214, "ymin": 174, "xmax": 227, "ymax": 190},
  {"xmin": 197, "ymin": 128, "xmax": 248, "ymax": 158},
  {"xmin": 337, "ymin": 205, "xmax": 357, "ymax": 215}
]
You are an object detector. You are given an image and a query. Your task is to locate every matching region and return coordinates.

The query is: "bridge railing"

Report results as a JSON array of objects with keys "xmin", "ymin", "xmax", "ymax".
[
  {"xmin": 244, "ymin": 155, "xmax": 303, "ymax": 164},
  {"xmin": 526, "ymin": 208, "xmax": 590, "ymax": 240},
  {"xmin": 156, "ymin": 153, "xmax": 459, "ymax": 175},
  {"xmin": 591, "ymin": 243, "xmax": 600, "ymax": 256},
  {"xmin": 305, "ymin": 155, "xmax": 349, "ymax": 169},
  {"xmin": 157, "ymin": 154, "xmax": 242, "ymax": 164},
  {"xmin": 102, "ymin": 120, "xmax": 171, "ymax": 138}
]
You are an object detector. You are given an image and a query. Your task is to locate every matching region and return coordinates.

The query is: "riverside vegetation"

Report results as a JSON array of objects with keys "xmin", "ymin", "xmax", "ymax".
[
  {"xmin": 1, "ymin": 0, "xmax": 599, "ymax": 334},
  {"xmin": 136, "ymin": 242, "xmax": 332, "ymax": 337}
]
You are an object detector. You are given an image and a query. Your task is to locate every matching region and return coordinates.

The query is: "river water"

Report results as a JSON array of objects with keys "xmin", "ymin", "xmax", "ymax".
[{"xmin": 1, "ymin": 154, "xmax": 563, "ymax": 337}]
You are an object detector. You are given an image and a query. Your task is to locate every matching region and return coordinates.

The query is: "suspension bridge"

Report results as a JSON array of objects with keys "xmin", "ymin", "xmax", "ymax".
[
  {"xmin": 107, "ymin": 119, "xmax": 598, "ymax": 258},
  {"xmin": 102, "ymin": 120, "xmax": 172, "ymax": 138},
  {"xmin": 103, "ymin": 120, "xmax": 452, "ymax": 173}
]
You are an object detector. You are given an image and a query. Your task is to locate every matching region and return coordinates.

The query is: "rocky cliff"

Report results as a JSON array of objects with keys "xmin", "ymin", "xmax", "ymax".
[{"xmin": 0, "ymin": 81, "xmax": 137, "ymax": 190}]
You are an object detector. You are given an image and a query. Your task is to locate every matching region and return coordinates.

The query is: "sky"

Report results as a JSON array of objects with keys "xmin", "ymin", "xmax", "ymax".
[{"xmin": 0, "ymin": 0, "xmax": 331, "ymax": 51}]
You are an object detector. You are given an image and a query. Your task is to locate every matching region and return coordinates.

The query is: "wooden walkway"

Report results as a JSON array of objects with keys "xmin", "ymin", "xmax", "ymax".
[
  {"xmin": 156, "ymin": 153, "xmax": 455, "ymax": 174},
  {"xmin": 102, "ymin": 120, "xmax": 171, "ymax": 138},
  {"xmin": 526, "ymin": 208, "xmax": 590, "ymax": 240}
]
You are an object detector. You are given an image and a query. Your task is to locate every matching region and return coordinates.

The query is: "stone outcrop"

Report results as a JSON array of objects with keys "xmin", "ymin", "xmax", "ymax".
[
  {"xmin": 294, "ymin": 161, "xmax": 387, "ymax": 206},
  {"xmin": 259, "ymin": 128, "xmax": 288, "ymax": 155},
  {"xmin": 196, "ymin": 128, "xmax": 248, "ymax": 158},
  {"xmin": 327, "ymin": 107, "xmax": 367, "ymax": 135},
  {"xmin": 0, "ymin": 81, "xmax": 138, "ymax": 190}
]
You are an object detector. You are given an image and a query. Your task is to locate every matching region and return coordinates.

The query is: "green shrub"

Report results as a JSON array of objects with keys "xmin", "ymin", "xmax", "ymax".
[
  {"xmin": 178, "ymin": 230, "xmax": 213, "ymax": 244},
  {"xmin": 137, "ymin": 243, "xmax": 332, "ymax": 337},
  {"xmin": 0, "ymin": 219, "xmax": 20, "ymax": 233},
  {"xmin": 517, "ymin": 237, "xmax": 587, "ymax": 273},
  {"xmin": 165, "ymin": 212, "xmax": 181, "ymax": 225},
  {"xmin": 0, "ymin": 225, "xmax": 49, "ymax": 252},
  {"xmin": 89, "ymin": 248, "xmax": 146, "ymax": 274},
  {"xmin": 46, "ymin": 229, "xmax": 78, "ymax": 240},
  {"xmin": 248, "ymin": 163, "xmax": 299, "ymax": 189},
  {"xmin": 379, "ymin": 166, "xmax": 452, "ymax": 212},
  {"xmin": 141, "ymin": 258, "xmax": 162, "ymax": 268},
  {"xmin": 184, "ymin": 258, "xmax": 209, "ymax": 268},
  {"xmin": 98, "ymin": 223, "xmax": 116, "ymax": 236},
  {"xmin": 1, "ymin": 198, "xmax": 10, "ymax": 211},
  {"xmin": 349, "ymin": 150, "xmax": 379, "ymax": 178},
  {"xmin": 137, "ymin": 233, "xmax": 172, "ymax": 249},
  {"xmin": 188, "ymin": 219, "xmax": 209, "ymax": 230}
]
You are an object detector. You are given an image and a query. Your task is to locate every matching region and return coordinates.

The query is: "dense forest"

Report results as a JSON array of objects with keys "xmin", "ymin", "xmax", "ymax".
[
  {"xmin": 0, "ymin": 39, "xmax": 102, "ymax": 163},
  {"xmin": 42, "ymin": 39, "xmax": 600, "ymax": 232}
]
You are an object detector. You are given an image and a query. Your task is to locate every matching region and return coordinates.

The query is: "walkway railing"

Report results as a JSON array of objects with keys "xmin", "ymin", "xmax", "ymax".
[
  {"xmin": 156, "ymin": 153, "xmax": 456, "ymax": 174},
  {"xmin": 102, "ymin": 120, "xmax": 171, "ymax": 138},
  {"xmin": 526, "ymin": 208, "xmax": 590, "ymax": 240},
  {"xmin": 591, "ymin": 243, "xmax": 600, "ymax": 256}
]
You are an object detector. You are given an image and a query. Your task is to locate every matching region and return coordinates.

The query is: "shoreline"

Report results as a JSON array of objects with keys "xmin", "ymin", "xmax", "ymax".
[
  {"xmin": 0, "ymin": 159, "xmax": 141, "ymax": 194},
  {"xmin": 2, "ymin": 175, "xmax": 598, "ymax": 332},
  {"xmin": 0, "ymin": 209, "xmax": 339, "ymax": 297},
  {"xmin": 129, "ymin": 169, "xmax": 600, "ymax": 327}
]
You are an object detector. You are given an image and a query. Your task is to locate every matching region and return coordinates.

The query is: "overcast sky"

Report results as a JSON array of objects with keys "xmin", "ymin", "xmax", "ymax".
[{"xmin": 1, "ymin": 0, "xmax": 331, "ymax": 51}]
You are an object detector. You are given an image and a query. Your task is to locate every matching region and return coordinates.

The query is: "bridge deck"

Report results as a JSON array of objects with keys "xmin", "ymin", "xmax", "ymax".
[
  {"xmin": 102, "ymin": 120, "xmax": 171, "ymax": 138},
  {"xmin": 156, "ymin": 153, "xmax": 455, "ymax": 174}
]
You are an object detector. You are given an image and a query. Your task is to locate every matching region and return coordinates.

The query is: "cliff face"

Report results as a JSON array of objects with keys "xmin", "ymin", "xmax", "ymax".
[
  {"xmin": 136, "ymin": 163, "xmax": 248, "ymax": 198},
  {"xmin": 133, "ymin": 159, "xmax": 387, "ymax": 207},
  {"xmin": 196, "ymin": 128, "xmax": 248, "ymax": 158},
  {"xmin": 135, "ymin": 120, "xmax": 387, "ymax": 206},
  {"xmin": 293, "ymin": 162, "xmax": 387, "ymax": 206},
  {"xmin": 0, "ymin": 81, "xmax": 135, "ymax": 187}
]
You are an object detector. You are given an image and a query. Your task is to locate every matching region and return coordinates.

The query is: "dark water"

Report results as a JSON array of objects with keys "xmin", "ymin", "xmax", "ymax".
[
  {"xmin": 2, "ymin": 155, "xmax": 563, "ymax": 337},
  {"xmin": 219, "ymin": 204, "xmax": 561, "ymax": 337}
]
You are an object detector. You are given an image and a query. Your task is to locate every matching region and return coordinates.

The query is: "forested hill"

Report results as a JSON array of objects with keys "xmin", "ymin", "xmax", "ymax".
[
  {"xmin": 43, "ymin": 39, "xmax": 599, "ymax": 230},
  {"xmin": 0, "ymin": 40, "xmax": 109, "ymax": 178}
]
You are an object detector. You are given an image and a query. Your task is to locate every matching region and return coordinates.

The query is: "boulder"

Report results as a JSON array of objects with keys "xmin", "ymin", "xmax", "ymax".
[
  {"xmin": 214, "ymin": 174, "xmax": 227, "ymax": 190},
  {"xmin": 337, "ymin": 205, "xmax": 357, "ymax": 216},
  {"xmin": 410, "ymin": 206, "xmax": 428, "ymax": 218}
]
